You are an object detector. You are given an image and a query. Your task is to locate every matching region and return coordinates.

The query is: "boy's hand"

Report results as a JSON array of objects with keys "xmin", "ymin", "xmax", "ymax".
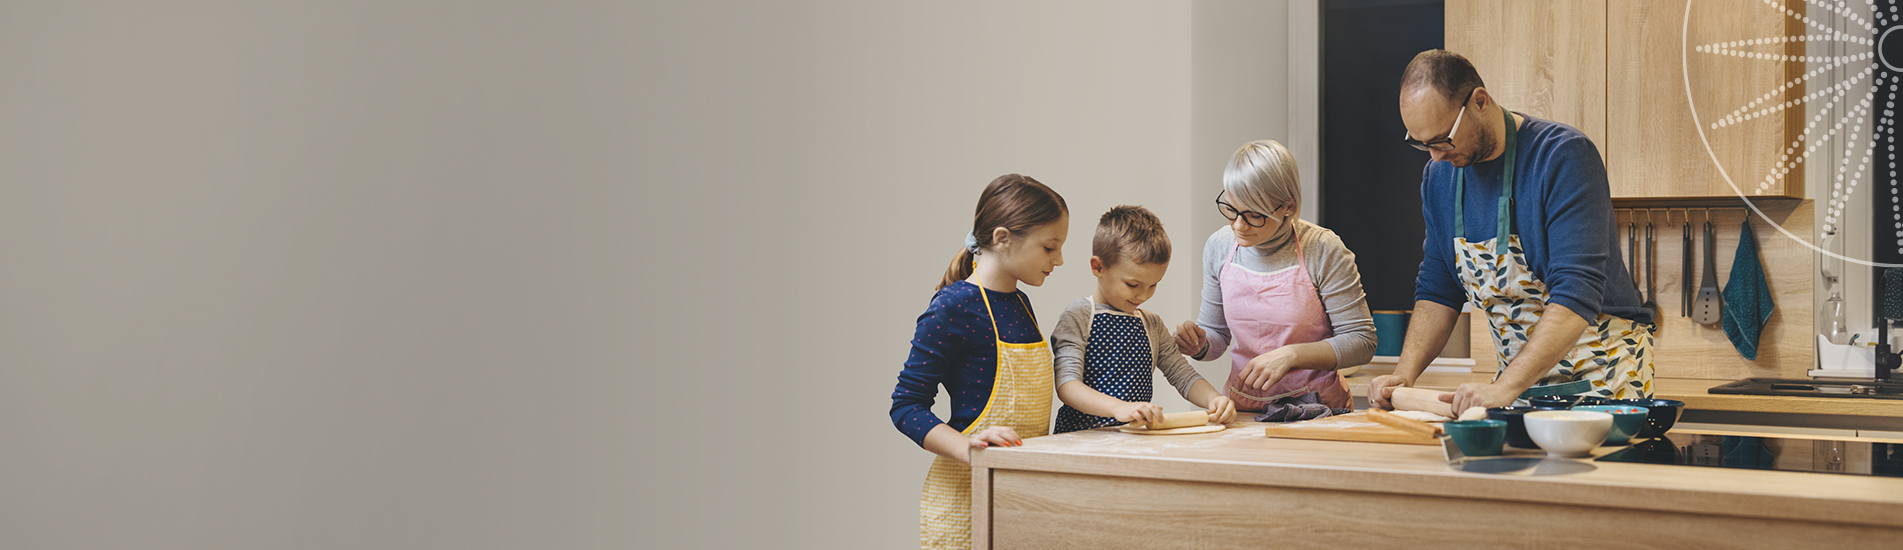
[
  {"xmin": 1172, "ymin": 320, "xmax": 1207, "ymax": 358},
  {"xmin": 1113, "ymin": 401, "xmax": 1164, "ymax": 428},
  {"xmin": 1204, "ymin": 396, "xmax": 1236, "ymax": 424}
]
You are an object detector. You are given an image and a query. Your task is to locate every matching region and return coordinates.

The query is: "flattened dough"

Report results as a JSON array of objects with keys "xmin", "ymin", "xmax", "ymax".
[{"xmin": 1117, "ymin": 424, "xmax": 1226, "ymax": 435}]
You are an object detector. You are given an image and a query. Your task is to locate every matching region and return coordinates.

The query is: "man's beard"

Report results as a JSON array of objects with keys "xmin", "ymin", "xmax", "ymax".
[{"xmin": 1465, "ymin": 127, "xmax": 1498, "ymax": 167}]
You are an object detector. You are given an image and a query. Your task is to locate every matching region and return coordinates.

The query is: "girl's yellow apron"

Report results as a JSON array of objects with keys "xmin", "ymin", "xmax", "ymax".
[{"xmin": 918, "ymin": 279, "xmax": 1052, "ymax": 550}]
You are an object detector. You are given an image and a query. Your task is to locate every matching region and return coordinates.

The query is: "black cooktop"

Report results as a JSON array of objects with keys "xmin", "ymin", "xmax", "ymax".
[
  {"xmin": 1707, "ymin": 377, "xmax": 1903, "ymax": 400},
  {"xmin": 1595, "ymin": 432, "xmax": 1903, "ymax": 478}
]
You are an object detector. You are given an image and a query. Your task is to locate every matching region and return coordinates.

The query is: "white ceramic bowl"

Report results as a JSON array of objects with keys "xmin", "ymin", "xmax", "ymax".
[{"xmin": 1523, "ymin": 410, "xmax": 1612, "ymax": 457}]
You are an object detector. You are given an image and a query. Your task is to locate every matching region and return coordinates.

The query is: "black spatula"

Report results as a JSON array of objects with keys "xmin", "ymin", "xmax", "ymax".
[
  {"xmin": 1692, "ymin": 221, "xmax": 1723, "ymax": 326},
  {"xmin": 1681, "ymin": 221, "xmax": 1692, "ymax": 317}
]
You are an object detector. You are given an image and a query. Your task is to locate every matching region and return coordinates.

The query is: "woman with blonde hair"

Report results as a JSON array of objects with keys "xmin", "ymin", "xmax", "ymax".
[{"xmin": 1172, "ymin": 140, "xmax": 1376, "ymax": 413}]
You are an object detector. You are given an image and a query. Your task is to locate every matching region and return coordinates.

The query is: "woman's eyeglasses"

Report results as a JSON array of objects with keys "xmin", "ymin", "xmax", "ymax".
[{"xmin": 1216, "ymin": 192, "xmax": 1273, "ymax": 228}]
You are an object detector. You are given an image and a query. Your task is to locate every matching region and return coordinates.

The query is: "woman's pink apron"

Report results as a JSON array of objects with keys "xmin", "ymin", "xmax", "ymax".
[{"xmin": 1219, "ymin": 235, "xmax": 1350, "ymax": 411}]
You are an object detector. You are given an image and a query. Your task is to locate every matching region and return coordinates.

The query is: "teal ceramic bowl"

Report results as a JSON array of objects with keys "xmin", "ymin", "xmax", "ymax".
[
  {"xmin": 1443, "ymin": 419, "xmax": 1508, "ymax": 457},
  {"xmin": 1573, "ymin": 405, "xmax": 1650, "ymax": 445}
]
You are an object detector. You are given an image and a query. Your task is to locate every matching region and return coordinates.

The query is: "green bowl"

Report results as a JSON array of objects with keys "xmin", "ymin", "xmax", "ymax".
[
  {"xmin": 1573, "ymin": 405, "xmax": 1650, "ymax": 445},
  {"xmin": 1443, "ymin": 419, "xmax": 1508, "ymax": 457}
]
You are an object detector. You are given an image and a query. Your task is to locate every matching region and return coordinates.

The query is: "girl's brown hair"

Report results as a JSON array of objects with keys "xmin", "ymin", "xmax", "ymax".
[{"xmin": 938, "ymin": 174, "xmax": 1069, "ymax": 291}]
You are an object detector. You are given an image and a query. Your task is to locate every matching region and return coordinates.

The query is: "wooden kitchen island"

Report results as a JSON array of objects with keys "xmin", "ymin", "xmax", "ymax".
[{"xmin": 969, "ymin": 418, "xmax": 1903, "ymax": 549}]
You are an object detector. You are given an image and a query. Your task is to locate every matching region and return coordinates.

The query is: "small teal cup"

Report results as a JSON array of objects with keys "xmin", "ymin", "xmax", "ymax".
[
  {"xmin": 1372, "ymin": 311, "xmax": 1410, "ymax": 356},
  {"xmin": 1574, "ymin": 405, "xmax": 1650, "ymax": 445},
  {"xmin": 1443, "ymin": 419, "xmax": 1508, "ymax": 457}
]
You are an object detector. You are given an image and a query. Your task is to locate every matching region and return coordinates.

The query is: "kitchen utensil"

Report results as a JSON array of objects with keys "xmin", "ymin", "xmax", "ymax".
[
  {"xmin": 1486, "ymin": 406, "xmax": 1540, "ymax": 448},
  {"xmin": 1369, "ymin": 408, "xmax": 1444, "ymax": 438},
  {"xmin": 1627, "ymin": 222, "xmax": 1639, "ymax": 291},
  {"xmin": 1260, "ymin": 410, "xmax": 1439, "ymax": 445},
  {"xmin": 1692, "ymin": 221, "xmax": 1723, "ymax": 325},
  {"xmin": 1118, "ymin": 423, "xmax": 1225, "ymax": 435},
  {"xmin": 1572, "ymin": 405, "xmax": 1649, "ymax": 445},
  {"xmin": 1682, "ymin": 221, "xmax": 1693, "ymax": 317},
  {"xmin": 1642, "ymin": 222, "xmax": 1658, "ymax": 315},
  {"xmin": 1389, "ymin": 387, "xmax": 1455, "ymax": 418},
  {"xmin": 1528, "ymin": 394, "xmax": 1606, "ymax": 410},
  {"xmin": 1603, "ymin": 398, "xmax": 1684, "ymax": 439},
  {"xmin": 1523, "ymin": 410, "xmax": 1613, "ymax": 457},
  {"xmin": 1443, "ymin": 419, "xmax": 1508, "ymax": 457},
  {"xmin": 1138, "ymin": 410, "xmax": 1210, "ymax": 430}
]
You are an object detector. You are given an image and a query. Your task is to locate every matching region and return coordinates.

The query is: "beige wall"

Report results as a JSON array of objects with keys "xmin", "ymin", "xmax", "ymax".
[{"xmin": 0, "ymin": 1, "xmax": 1301, "ymax": 548}]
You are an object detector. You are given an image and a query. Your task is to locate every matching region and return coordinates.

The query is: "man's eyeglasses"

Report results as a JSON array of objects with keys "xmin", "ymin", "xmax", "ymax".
[
  {"xmin": 1216, "ymin": 192, "xmax": 1274, "ymax": 228},
  {"xmin": 1402, "ymin": 101, "xmax": 1468, "ymax": 152}
]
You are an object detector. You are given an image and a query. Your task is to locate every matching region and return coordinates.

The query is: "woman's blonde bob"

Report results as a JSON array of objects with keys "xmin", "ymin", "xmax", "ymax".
[{"xmin": 1221, "ymin": 140, "xmax": 1302, "ymax": 229}]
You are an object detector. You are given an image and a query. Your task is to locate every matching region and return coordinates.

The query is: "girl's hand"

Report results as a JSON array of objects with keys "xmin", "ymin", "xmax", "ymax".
[
  {"xmin": 968, "ymin": 426, "xmax": 1022, "ymax": 453},
  {"xmin": 1204, "ymin": 396, "xmax": 1237, "ymax": 424},
  {"xmin": 1173, "ymin": 320, "xmax": 1207, "ymax": 358},
  {"xmin": 1242, "ymin": 347, "xmax": 1296, "ymax": 390},
  {"xmin": 1113, "ymin": 401, "xmax": 1164, "ymax": 428}
]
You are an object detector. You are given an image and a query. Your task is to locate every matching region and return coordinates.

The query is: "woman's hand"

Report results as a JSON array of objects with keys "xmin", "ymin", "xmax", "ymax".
[
  {"xmin": 1112, "ymin": 401, "xmax": 1164, "ymax": 427},
  {"xmin": 1172, "ymin": 320, "xmax": 1207, "ymax": 358},
  {"xmin": 968, "ymin": 426, "xmax": 1022, "ymax": 456},
  {"xmin": 1444, "ymin": 382, "xmax": 1519, "ymax": 413},
  {"xmin": 1204, "ymin": 395, "xmax": 1237, "ymax": 424},
  {"xmin": 1367, "ymin": 374, "xmax": 1412, "ymax": 410},
  {"xmin": 1241, "ymin": 347, "xmax": 1298, "ymax": 390}
]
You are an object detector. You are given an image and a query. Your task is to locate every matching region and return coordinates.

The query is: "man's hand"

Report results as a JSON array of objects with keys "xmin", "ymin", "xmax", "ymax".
[
  {"xmin": 1367, "ymin": 374, "xmax": 1413, "ymax": 410},
  {"xmin": 1443, "ymin": 382, "xmax": 1520, "ymax": 413}
]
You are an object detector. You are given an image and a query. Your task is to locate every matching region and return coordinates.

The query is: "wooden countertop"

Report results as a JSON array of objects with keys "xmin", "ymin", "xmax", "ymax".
[
  {"xmin": 1341, "ymin": 367, "xmax": 1903, "ymax": 417},
  {"xmin": 975, "ymin": 419, "xmax": 1903, "ymax": 529}
]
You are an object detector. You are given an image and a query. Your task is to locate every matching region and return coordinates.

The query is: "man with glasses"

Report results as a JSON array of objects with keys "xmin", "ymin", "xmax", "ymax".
[{"xmin": 1369, "ymin": 50, "xmax": 1656, "ymax": 415}]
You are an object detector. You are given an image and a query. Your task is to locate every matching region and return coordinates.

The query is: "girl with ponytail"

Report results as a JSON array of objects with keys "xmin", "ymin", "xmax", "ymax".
[{"xmin": 891, "ymin": 173, "xmax": 1067, "ymax": 550}]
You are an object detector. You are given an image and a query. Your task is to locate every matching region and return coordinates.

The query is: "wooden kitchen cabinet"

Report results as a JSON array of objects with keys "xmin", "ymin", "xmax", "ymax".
[
  {"xmin": 1448, "ymin": 0, "xmax": 1808, "ymax": 199},
  {"xmin": 1607, "ymin": 0, "xmax": 1806, "ymax": 199},
  {"xmin": 1445, "ymin": 0, "xmax": 1607, "ymax": 162}
]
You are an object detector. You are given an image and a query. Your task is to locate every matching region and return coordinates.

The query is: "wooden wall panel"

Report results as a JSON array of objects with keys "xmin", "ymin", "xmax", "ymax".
[{"xmin": 1446, "ymin": 0, "xmax": 1608, "ymax": 159}]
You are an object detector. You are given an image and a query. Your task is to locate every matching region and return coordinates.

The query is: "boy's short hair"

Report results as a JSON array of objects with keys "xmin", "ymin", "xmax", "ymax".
[{"xmin": 1093, "ymin": 205, "xmax": 1171, "ymax": 268}]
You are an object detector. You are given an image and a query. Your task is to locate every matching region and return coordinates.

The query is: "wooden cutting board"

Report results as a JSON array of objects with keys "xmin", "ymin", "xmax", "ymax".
[{"xmin": 1260, "ymin": 410, "xmax": 1440, "ymax": 445}]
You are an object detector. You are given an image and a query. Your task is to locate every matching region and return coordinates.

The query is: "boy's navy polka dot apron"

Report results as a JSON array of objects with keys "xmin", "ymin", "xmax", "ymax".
[{"xmin": 1053, "ymin": 300, "xmax": 1153, "ymax": 433}]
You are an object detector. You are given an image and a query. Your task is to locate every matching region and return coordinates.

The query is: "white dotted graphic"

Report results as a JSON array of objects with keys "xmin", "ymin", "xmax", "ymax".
[{"xmin": 1686, "ymin": 0, "xmax": 1903, "ymax": 267}]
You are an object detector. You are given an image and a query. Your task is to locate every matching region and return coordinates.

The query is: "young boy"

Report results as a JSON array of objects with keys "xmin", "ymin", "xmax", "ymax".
[{"xmin": 1052, "ymin": 206, "xmax": 1237, "ymax": 433}]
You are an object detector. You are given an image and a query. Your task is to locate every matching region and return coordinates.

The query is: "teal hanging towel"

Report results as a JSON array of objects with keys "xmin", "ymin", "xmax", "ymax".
[{"xmin": 1722, "ymin": 220, "xmax": 1774, "ymax": 360}]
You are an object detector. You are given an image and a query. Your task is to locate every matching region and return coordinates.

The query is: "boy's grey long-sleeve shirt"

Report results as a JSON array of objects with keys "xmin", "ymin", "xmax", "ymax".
[
  {"xmin": 1052, "ymin": 297, "xmax": 1205, "ymax": 400},
  {"xmin": 1193, "ymin": 221, "xmax": 1377, "ymax": 369}
]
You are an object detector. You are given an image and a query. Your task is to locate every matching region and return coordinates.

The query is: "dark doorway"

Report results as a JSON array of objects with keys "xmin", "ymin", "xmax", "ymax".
[{"xmin": 1320, "ymin": 0, "xmax": 1443, "ymax": 311}]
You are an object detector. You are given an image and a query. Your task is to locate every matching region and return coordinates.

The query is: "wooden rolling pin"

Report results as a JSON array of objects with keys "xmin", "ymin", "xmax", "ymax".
[
  {"xmin": 1369, "ymin": 408, "xmax": 1442, "ymax": 438},
  {"xmin": 1139, "ymin": 411, "xmax": 1209, "ymax": 430},
  {"xmin": 1389, "ymin": 388, "xmax": 1489, "ymax": 421},
  {"xmin": 1390, "ymin": 387, "xmax": 1455, "ymax": 418}
]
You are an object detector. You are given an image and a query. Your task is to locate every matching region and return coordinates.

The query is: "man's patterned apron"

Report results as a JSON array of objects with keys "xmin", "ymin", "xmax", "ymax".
[
  {"xmin": 917, "ymin": 278, "xmax": 1052, "ymax": 549},
  {"xmin": 1455, "ymin": 107, "xmax": 1655, "ymax": 400}
]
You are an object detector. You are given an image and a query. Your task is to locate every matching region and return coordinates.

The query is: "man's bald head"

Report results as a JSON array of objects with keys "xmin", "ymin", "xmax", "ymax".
[{"xmin": 1400, "ymin": 50, "xmax": 1485, "ymax": 107}]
